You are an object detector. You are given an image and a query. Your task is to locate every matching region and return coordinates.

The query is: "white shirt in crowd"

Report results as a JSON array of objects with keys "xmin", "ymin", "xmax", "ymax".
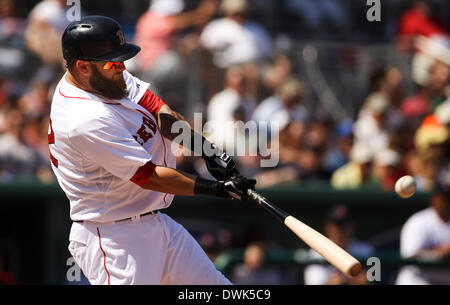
[
  {"xmin": 200, "ymin": 18, "xmax": 273, "ymax": 68},
  {"xmin": 29, "ymin": 0, "xmax": 70, "ymax": 32},
  {"xmin": 205, "ymin": 88, "xmax": 256, "ymax": 150},
  {"xmin": 396, "ymin": 207, "xmax": 450, "ymax": 285}
]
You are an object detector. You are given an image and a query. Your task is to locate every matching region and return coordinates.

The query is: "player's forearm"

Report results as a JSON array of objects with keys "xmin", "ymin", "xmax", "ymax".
[
  {"xmin": 143, "ymin": 166, "xmax": 222, "ymax": 197},
  {"xmin": 143, "ymin": 166, "xmax": 196, "ymax": 196},
  {"xmin": 142, "ymin": 166, "xmax": 255, "ymax": 199}
]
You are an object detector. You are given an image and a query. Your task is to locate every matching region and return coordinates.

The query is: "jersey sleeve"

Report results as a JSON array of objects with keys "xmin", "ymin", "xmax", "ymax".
[
  {"xmin": 123, "ymin": 70, "xmax": 150, "ymax": 102},
  {"xmin": 68, "ymin": 114, "xmax": 155, "ymax": 182},
  {"xmin": 137, "ymin": 89, "xmax": 166, "ymax": 117},
  {"xmin": 123, "ymin": 70, "xmax": 166, "ymax": 116}
]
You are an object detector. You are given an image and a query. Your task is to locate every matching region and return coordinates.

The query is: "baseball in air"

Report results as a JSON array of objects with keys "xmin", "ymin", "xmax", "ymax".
[{"xmin": 395, "ymin": 175, "xmax": 416, "ymax": 198}]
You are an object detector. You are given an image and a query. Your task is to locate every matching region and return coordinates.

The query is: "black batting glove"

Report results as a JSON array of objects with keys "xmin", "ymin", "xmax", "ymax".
[
  {"xmin": 217, "ymin": 175, "xmax": 257, "ymax": 201},
  {"xmin": 202, "ymin": 142, "xmax": 240, "ymax": 180}
]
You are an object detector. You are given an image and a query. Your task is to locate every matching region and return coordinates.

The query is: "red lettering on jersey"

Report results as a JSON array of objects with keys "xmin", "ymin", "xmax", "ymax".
[
  {"xmin": 143, "ymin": 117, "xmax": 157, "ymax": 134},
  {"xmin": 136, "ymin": 124, "xmax": 152, "ymax": 143},
  {"xmin": 134, "ymin": 115, "xmax": 158, "ymax": 145}
]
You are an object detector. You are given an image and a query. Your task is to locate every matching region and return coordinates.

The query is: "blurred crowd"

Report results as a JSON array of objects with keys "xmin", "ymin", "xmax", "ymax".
[
  {"xmin": 0, "ymin": 0, "xmax": 449, "ymax": 192},
  {"xmin": 0, "ymin": 0, "xmax": 449, "ymax": 285}
]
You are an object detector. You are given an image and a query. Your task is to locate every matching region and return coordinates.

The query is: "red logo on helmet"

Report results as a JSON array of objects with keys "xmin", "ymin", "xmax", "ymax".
[{"xmin": 117, "ymin": 30, "xmax": 125, "ymax": 45}]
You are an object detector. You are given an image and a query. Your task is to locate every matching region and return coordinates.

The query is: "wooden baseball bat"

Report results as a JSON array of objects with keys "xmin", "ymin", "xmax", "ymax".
[{"xmin": 247, "ymin": 189, "xmax": 362, "ymax": 277}]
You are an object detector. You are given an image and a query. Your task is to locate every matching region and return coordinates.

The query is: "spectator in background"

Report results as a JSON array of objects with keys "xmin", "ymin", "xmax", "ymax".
[
  {"xmin": 354, "ymin": 92, "xmax": 392, "ymax": 155},
  {"xmin": 251, "ymin": 111, "xmax": 303, "ymax": 188},
  {"xmin": 0, "ymin": 106, "xmax": 44, "ymax": 181},
  {"xmin": 200, "ymin": 0, "xmax": 273, "ymax": 69},
  {"xmin": 17, "ymin": 78, "xmax": 51, "ymax": 120},
  {"xmin": 195, "ymin": 227, "xmax": 234, "ymax": 262},
  {"xmin": 361, "ymin": 66, "xmax": 406, "ymax": 125},
  {"xmin": 24, "ymin": 0, "xmax": 70, "ymax": 67},
  {"xmin": 435, "ymin": 101, "xmax": 450, "ymax": 186},
  {"xmin": 415, "ymin": 149, "xmax": 446, "ymax": 192},
  {"xmin": 283, "ymin": 0, "xmax": 349, "ymax": 40},
  {"xmin": 304, "ymin": 204, "xmax": 374, "ymax": 285},
  {"xmin": 297, "ymin": 121, "xmax": 331, "ymax": 182},
  {"xmin": 205, "ymin": 65, "xmax": 256, "ymax": 152},
  {"xmin": 331, "ymin": 142, "xmax": 374, "ymax": 190},
  {"xmin": 414, "ymin": 114, "xmax": 450, "ymax": 156},
  {"xmin": 413, "ymin": 103, "xmax": 450, "ymax": 192},
  {"xmin": 252, "ymin": 77, "xmax": 308, "ymax": 136},
  {"xmin": 427, "ymin": 60, "xmax": 450, "ymax": 110},
  {"xmin": 259, "ymin": 53, "xmax": 293, "ymax": 100},
  {"xmin": 134, "ymin": 0, "xmax": 218, "ymax": 109},
  {"xmin": 401, "ymin": 60, "xmax": 450, "ymax": 125},
  {"xmin": 135, "ymin": 0, "xmax": 217, "ymax": 73},
  {"xmin": 297, "ymin": 146, "xmax": 330, "ymax": 183},
  {"xmin": 323, "ymin": 119, "xmax": 354, "ymax": 174},
  {"xmin": 396, "ymin": 182, "xmax": 450, "ymax": 285},
  {"xmin": 231, "ymin": 241, "xmax": 285, "ymax": 285},
  {"xmin": 396, "ymin": 0, "xmax": 449, "ymax": 52},
  {"xmin": 372, "ymin": 147, "xmax": 405, "ymax": 191},
  {"xmin": 0, "ymin": 0, "xmax": 25, "ymax": 44}
]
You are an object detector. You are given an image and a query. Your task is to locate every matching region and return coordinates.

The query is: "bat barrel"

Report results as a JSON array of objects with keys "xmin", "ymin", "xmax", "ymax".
[
  {"xmin": 247, "ymin": 189, "xmax": 362, "ymax": 278},
  {"xmin": 284, "ymin": 216, "xmax": 362, "ymax": 277}
]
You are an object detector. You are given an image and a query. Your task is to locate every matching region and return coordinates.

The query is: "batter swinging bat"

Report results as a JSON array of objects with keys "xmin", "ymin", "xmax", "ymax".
[{"xmin": 247, "ymin": 189, "xmax": 362, "ymax": 277}]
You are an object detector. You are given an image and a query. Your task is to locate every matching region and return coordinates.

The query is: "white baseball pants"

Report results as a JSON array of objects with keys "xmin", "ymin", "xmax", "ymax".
[{"xmin": 68, "ymin": 212, "xmax": 232, "ymax": 285}]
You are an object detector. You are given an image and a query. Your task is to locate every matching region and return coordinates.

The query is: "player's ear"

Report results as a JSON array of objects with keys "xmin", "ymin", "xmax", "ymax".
[{"xmin": 74, "ymin": 60, "xmax": 91, "ymax": 76}]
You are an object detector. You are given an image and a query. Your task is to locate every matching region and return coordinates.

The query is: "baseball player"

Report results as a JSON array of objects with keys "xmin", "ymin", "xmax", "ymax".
[{"xmin": 49, "ymin": 15, "xmax": 256, "ymax": 285}]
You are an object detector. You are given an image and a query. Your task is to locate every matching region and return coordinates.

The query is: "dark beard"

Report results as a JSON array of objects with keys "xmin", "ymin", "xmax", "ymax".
[{"xmin": 89, "ymin": 64, "xmax": 127, "ymax": 100}]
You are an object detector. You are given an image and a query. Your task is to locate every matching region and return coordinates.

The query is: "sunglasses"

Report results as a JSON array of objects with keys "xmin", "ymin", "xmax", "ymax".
[
  {"xmin": 89, "ymin": 61, "xmax": 121, "ymax": 70},
  {"xmin": 102, "ymin": 62, "xmax": 121, "ymax": 70}
]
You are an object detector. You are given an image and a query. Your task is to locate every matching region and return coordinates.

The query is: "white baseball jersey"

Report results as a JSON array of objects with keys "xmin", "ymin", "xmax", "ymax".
[{"xmin": 49, "ymin": 71, "xmax": 175, "ymax": 223}]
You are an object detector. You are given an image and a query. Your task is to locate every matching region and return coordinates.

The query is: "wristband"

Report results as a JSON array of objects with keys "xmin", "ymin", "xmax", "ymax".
[{"xmin": 194, "ymin": 177, "xmax": 219, "ymax": 196}]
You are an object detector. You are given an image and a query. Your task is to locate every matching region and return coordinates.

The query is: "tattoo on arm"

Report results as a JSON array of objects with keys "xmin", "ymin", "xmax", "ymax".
[
  {"xmin": 157, "ymin": 107, "xmax": 209, "ymax": 156},
  {"xmin": 158, "ymin": 112, "xmax": 187, "ymax": 141}
]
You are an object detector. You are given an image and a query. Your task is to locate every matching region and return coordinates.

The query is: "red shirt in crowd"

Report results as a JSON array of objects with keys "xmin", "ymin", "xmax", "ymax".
[{"xmin": 397, "ymin": 6, "xmax": 448, "ymax": 38}]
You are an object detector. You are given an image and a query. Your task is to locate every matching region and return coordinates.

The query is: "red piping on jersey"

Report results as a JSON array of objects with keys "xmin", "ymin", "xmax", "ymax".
[
  {"xmin": 59, "ymin": 88, "xmax": 121, "ymax": 105},
  {"xmin": 96, "ymin": 227, "xmax": 111, "ymax": 285},
  {"xmin": 49, "ymin": 153, "xmax": 58, "ymax": 167},
  {"xmin": 158, "ymin": 130, "xmax": 169, "ymax": 206},
  {"xmin": 59, "ymin": 88, "xmax": 90, "ymax": 100}
]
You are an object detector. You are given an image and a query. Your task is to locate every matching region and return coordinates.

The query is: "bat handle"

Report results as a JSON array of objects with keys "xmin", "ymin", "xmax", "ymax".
[
  {"xmin": 247, "ymin": 189, "xmax": 261, "ymax": 201},
  {"xmin": 247, "ymin": 189, "xmax": 289, "ymax": 223}
]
